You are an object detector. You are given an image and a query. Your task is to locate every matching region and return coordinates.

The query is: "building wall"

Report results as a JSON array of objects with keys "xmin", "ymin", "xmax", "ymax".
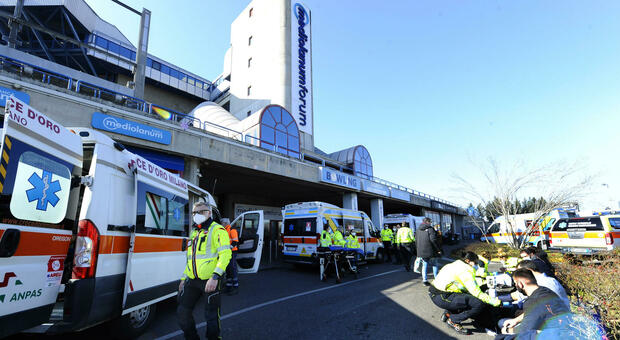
[{"xmin": 227, "ymin": 0, "xmax": 313, "ymax": 152}]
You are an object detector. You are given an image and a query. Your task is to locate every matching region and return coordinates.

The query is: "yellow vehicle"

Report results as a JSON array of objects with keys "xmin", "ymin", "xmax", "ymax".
[{"xmin": 549, "ymin": 215, "xmax": 620, "ymax": 254}]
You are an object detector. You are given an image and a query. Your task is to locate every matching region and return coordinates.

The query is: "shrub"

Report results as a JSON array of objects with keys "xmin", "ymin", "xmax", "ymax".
[{"xmin": 555, "ymin": 249, "xmax": 620, "ymax": 339}]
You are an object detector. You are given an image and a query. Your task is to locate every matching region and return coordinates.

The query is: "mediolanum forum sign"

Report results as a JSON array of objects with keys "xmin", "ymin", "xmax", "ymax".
[
  {"xmin": 91, "ymin": 112, "xmax": 171, "ymax": 145},
  {"xmin": 291, "ymin": 1, "xmax": 313, "ymax": 136}
]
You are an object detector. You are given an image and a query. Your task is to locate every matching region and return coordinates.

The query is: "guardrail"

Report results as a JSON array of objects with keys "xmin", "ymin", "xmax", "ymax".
[{"xmin": 0, "ymin": 54, "xmax": 461, "ymax": 210}]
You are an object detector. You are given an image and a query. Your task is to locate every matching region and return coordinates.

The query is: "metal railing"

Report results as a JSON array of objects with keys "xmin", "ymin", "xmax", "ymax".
[{"xmin": 0, "ymin": 54, "xmax": 461, "ymax": 210}]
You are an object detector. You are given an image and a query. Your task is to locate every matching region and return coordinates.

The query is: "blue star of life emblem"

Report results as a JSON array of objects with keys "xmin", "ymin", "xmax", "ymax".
[
  {"xmin": 173, "ymin": 207, "xmax": 181, "ymax": 221},
  {"xmin": 26, "ymin": 170, "xmax": 61, "ymax": 211}
]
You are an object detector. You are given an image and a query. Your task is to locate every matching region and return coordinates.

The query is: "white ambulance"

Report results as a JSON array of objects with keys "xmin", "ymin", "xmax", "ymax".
[
  {"xmin": 383, "ymin": 214, "xmax": 426, "ymax": 233},
  {"xmin": 0, "ymin": 97, "xmax": 264, "ymax": 338},
  {"xmin": 281, "ymin": 202, "xmax": 384, "ymax": 264}
]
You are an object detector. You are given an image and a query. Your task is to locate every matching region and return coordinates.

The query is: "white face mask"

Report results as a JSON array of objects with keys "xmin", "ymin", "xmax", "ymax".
[{"xmin": 193, "ymin": 213, "xmax": 207, "ymax": 226}]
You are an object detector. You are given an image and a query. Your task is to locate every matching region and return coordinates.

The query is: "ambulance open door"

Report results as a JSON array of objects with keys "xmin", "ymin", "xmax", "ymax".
[
  {"xmin": 122, "ymin": 159, "xmax": 189, "ymax": 314},
  {"xmin": 230, "ymin": 211, "xmax": 264, "ymax": 274},
  {"xmin": 0, "ymin": 97, "xmax": 83, "ymax": 337}
]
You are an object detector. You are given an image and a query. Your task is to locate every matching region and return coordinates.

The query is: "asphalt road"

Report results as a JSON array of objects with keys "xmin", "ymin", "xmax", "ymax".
[{"xmin": 16, "ymin": 253, "xmax": 494, "ymax": 340}]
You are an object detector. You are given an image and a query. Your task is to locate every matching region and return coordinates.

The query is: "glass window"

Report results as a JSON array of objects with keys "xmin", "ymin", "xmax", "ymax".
[
  {"xmin": 95, "ymin": 36, "xmax": 108, "ymax": 49},
  {"xmin": 168, "ymin": 198, "xmax": 187, "ymax": 232},
  {"xmin": 9, "ymin": 151, "xmax": 72, "ymax": 224},
  {"xmin": 169, "ymin": 68, "xmax": 179, "ymax": 79},
  {"xmin": 261, "ymin": 126, "xmax": 275, "ymax": 145},
  {"xmin": 146, "ymin": 58, "xmax": 153, "ymax": 68},
  {"xmin": 151, "ymin": 60, "xmax": 161, "ymax": 71},
  {"xmin": 144, "ymin": 192, "xmax": 167, "ymax": 230},
  {"xmin": 108, "ymin": 42, "xmax": 120, "ymax": 54},
  {"xmin": 283, "ymin": 218, "xmax": 316, "ymax": 236},
  {"xmin": 136, "ymin": 182, "xmax": 188, "ymax": 236},
  {"xmin": 609, "ymin": 218, "xmax": 620, "ymax": 229},
  {"xmin": 188, "ymin": 76, "xmax": 196, "ymax": 86},
  {"xmin": 120, "ymin": 47, "xmax": 132, "ymax": 59},
  {"xmin": 131, "ymin": 51, "xmax": 136, "ymax": 61},
  {"xmin": 241, "ymin": 212, "xmax": 260, "ymax": 239},
  {"xmin": 553, "ymin": 220, "xmax": 568, "ymax": 232},
  {"xmin": 566, "ymin": 218, "xmax": 604, "ymax": 231},
  {"xmin": 160, "ymin": 64, "xmax": 170, "ymax": 75}
]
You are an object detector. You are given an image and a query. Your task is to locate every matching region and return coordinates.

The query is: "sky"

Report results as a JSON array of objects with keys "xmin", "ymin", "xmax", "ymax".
[{"xmin": 85, "ymin": 0, "xmax": 620, "ymax": 212}]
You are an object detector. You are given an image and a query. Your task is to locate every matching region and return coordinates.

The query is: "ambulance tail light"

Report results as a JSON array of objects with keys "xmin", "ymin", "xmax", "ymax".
[
  {"xmin": 72, "ymin": 219, "xmax": 100, "ymax": 279},
  {"xmin": 605, "ymin": 233, "xmax": 613, "ymax": 246}
]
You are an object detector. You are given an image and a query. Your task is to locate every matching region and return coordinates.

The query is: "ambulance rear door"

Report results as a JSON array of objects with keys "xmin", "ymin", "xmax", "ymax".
[
  {"xmin": 231, "ymin": 211, "xmax": 264, "ymax": 274},
  {"xmin": 122, "ymin": 158, "xmax": 190, "ymax": 314},
  {"xmin": 0, "ymin": 97, "xmax": 82, "ymax": 337}
]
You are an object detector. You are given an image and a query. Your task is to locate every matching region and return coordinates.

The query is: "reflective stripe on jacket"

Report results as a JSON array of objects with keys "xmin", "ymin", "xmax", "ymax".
[
  {"xmin": 432, "ymin": 260, "xmax": 500, "ymax": 306},
  {"xmin": 396, "ymin": 227, "xmax": 415, "ymax": 244},
  {"xmin": 332, "ymin": 230, "xmax": 346, "ymax": 246},
  {"xmin": 320, "ymin": 230, "xmax": 333, "ymax": 247},
  {"xmin": 182, "ymin": 221, "xmax": 232, "ymax": 280},
  {"xmin": 381, "ymin": 228, "xmax": 394, "ymax": 242},
  {"xmin": 345, "ymin": 234, "xmax": 361, "ymax": 249}
]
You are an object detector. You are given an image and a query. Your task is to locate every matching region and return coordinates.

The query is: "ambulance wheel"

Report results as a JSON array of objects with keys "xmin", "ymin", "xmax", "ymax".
[{"xmin": 114, "ymin": 303, "xmax": 157, "ymax": 339}]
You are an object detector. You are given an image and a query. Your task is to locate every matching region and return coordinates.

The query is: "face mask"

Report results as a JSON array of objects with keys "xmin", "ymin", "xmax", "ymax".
[
  {"xmin": 472, "ymin": 264, "xmax": 480, "ymax": 271},
  {"xmin": 193, "ymin": 213, "xmax": 207, "ymax": 226}
]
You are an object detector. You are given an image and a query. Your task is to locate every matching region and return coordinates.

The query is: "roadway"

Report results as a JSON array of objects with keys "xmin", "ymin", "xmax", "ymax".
[{"xmin": 18, "ymin": 257, "xmax": 491, "ymax": 340}]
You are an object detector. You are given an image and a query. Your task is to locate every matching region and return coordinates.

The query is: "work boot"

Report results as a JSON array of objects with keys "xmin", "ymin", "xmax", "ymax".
[
  {"xmin": 446, "ymin": 318, "xmax": 470, "ymax": 335},
  {"xmin": 227, "ymin": 286, "xmax": 239, "ymax": 295},
  {"xmin": 440, "ymin": 312, "xmax": 450, "ymax": 323},
  {"xmin": 423, "ymin": 281, "xmax": 431, "ymax": 286}
]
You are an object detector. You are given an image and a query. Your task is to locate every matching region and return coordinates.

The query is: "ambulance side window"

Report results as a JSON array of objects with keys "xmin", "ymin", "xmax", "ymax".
[
  {"xmin": 0, "ymin": 137, "xmax": 74, "ymax": 229},
  {"xmin": 136, "ymin": 182, "xmax": 188, "ymax": 237}
]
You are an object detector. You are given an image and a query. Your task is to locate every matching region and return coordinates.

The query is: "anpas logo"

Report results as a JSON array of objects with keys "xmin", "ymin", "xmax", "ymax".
[
  {"xmin": 102, "ymin": 117, "xmax": 120, "ymax": 130},
  {"xmin": 294, "ymin": 2, "xmax": 310, "ymax": 127}
]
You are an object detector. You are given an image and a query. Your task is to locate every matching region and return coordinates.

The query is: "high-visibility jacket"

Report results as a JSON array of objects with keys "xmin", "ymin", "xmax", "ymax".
[
  {"xmin": 345, "ymin": 234, "xmax": 361, "ymax": 249},
  {"xmin": 320, "ymin": 230, "xmax": 333, "ymax": 247},
  {"xmin": 226, "ymin": 224, "xmax": 239, "ymax": 251},
  {"xmin": 396, "ymin": 227, "xmax": 414, "ymax": 244},
  {"xmin": 182, "ymin": 220, "xmax": 232, "ymax": 280},
  {"xmin": 381, "ymin": 228, "xmax": 394, "ymax": 242},
  {"xmin": 332, "ymin": 230, "xmax": 346, "ymax": 246},
  {"xmin": 477, "ymin": 255, "xmax": 490, "ymax": 277},
  {"xmin": 432, "ymin": 260, "xmax": 500, "ymax": 307}
]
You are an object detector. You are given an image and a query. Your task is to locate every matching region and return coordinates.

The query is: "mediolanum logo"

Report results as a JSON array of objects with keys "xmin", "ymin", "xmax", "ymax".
[
  {"xmin": 102, "ymin": 116, "xmax": 121, "ymax": 130},
  {"xmin": 91, "ymin": 112, "xmax": 172, "ymax": 145},
  {"xmin": 294, "ymin": 3, "xmax": 309, "ymax": 25}
]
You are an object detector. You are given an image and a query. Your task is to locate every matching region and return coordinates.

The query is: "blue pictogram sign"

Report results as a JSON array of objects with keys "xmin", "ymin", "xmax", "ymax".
[
  {"xmin": 173, "ymin": 207, "xmax": 181, "ymax": 221},
  {"xmin": 26, "ymin": 171, "xmax": 61, "ymax": 211}
]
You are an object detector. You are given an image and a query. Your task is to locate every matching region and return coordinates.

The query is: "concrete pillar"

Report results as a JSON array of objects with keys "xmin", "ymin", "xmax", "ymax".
[
  {"xmin": 343, "ymin": 192, "xmax": 358, "ymax": 210},
  {"xmin": 370, "ymin": 198, "xmax": 384, "ymax": 228},
  {"xmin": 183, "ymin": 158, "xmax": 201, "ymax": 186}
]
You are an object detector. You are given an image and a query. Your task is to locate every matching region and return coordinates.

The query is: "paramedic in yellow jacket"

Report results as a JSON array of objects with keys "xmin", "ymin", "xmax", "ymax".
[
  {"xmin": 428, "ymin": 251, "xmax": 501, "ymax": 335},
  {"xmin": 177, "ymin": 202, "xmax": 231, "ymax": 340}
]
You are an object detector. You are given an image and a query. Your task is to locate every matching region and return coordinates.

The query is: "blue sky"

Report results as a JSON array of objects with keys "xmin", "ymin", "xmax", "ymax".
[{"xmin": 86, "ymin": 0, "xmax": 620, "ymax": 211}]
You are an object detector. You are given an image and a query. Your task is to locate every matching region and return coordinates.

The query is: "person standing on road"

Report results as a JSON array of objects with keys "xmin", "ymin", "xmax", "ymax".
[
  {"xmin": 429, "ymin": 251, "xmax": 501, "ymax": 335},
  {"xmin": 415, "ymin": 217, "xmax": 442, "ymax": 286},
  {"xmin": 380, "ymin": 225, "xmax": 394, "ymax": 263},
  {"xmin": 320, "ymin": 227, "xmax": 333, "ymax": 248},
  {"xmin": 223, "ymin": 218, "xmax": 240, "ymax": 295},
  {"xmin": 396, "ymin": 222, "xmax": 415, "ymax": 271},
  {"xmin": 177, "ymin": 202, "xmax": 231, "ymax": 340}
]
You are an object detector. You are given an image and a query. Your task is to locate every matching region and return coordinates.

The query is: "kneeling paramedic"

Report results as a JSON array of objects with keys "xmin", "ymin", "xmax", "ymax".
[
  {"xmin": 429, "ymin": 251, "xmax": 501, "ymax": 335},
  {"xmin": 177, "ymin": 202, "xmax": 231, "ymax": 340}
]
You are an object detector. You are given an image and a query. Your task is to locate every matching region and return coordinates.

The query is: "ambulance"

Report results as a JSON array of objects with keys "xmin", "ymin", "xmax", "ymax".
[
  {"xmin": 383, "ymin": 214, "xmax": 426, "ymax": 233},
  {"xmin": 0, "ymin": 97, "xmax": 264, "ymax": 338},
  {"xmin": 481, "ymin": 209, "xmax": 570, "ymax": 247},
  {"xmin": 548, "ymin": 215, "xmax": 620, "ymax": 254},
  {"xmin": 281, "ymin": 202, "xmax": 384, "ymax": 264}
]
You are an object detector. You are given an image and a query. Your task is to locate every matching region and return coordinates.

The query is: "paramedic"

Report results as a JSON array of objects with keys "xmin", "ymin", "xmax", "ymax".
[
  {"xmin": 177, "ymin": 202, "xmax": 231, "ymax": 340},
  {"xmin": 396, "ymin": 223, "xmax": 415, "ymax": 271},
  {"xmin": 223, "ymin": 218, "xmax": 239, "ymax": 295},
  {"xmin": 381, "ymin": 225, "xmax": 394, "ymax": 262},
  {"xmin": 429, "ymin": 251, "xmax": 501, "ymax": 335}
]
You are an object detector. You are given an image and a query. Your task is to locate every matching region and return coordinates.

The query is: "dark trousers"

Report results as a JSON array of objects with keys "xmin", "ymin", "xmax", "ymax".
[
  {"xmin": 177, "ymin": 279, "xmax": 222, "ymax": 340},
  {"xmin": 382, "ymin": 241, "xmax": 392, "ymax": 262},
  {"xmin": 400, "ymin": 243, "xmax": 414, "ymax": 270},
  {"xmin": 429, "ymin": 290, "xmax": 486, "ymax": 324},
  {"xmin": 226, "ymin": 251, "xmax": 239, "ymax": 288}
]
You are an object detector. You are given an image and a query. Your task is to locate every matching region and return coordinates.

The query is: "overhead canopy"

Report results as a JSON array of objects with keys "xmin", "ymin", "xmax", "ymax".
[{"xmin": 328, "ymin": 145, "xmax": 373, "ymax": 178}]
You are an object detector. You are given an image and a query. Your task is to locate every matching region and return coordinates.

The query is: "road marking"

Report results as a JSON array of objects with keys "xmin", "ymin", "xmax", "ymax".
[{"xmin": 155, "ymin": 269, "xmax": 401, "ymax": 340}]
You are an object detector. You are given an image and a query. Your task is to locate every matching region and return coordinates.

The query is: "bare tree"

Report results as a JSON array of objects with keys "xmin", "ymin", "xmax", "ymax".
[{"xmin": 454, "ymin": 158, "xmax": 593, "ymax": 249}]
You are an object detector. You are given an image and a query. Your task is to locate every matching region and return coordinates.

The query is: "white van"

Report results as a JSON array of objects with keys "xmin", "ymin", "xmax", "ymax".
[
  {"xmin": 0, "ymin": 97, "xmax": 264, "ymax": 337},
  {"xmin": 549, "ymin": 215, "xmax": 620, "ymax": 254},
  {"xmin": 281, "ymin": 202, "xmax": 384, "ymax": 264},
  {"xmin": 481, "ymin": 213, "xmax": 538, "ymax": 244},
  {"xmin": 383, "ymin": 214, "xmax": 425, "ymax": 233}
]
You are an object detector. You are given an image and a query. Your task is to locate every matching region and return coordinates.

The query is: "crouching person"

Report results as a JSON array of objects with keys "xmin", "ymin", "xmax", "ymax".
[
  {"xmin": 429, "ymin": 251, "xmax": 501, "ymax": 335},
  {"xmin": 177, "ymin": 202, "xmax": 232, "ymax": 340}
]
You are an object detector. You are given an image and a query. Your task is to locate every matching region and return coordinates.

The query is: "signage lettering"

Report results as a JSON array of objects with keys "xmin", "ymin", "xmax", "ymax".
[
  {"xmin": 0, "ymin": 86, "xmax": 30, "ymax": 107},
  {"xmin": 128, "ymin": 157, "xmax": 188, "ymax": 190},
  {"xmin": 319, "ymin": 167, "xmax": 361, "ymax": 190},
  {"xmin": 291, "ymin": 2, "xmax": 313, "ymax": 135},
  {"xmin": 91, "ymin": 112, "xmax": 172, "ymax": 145}
]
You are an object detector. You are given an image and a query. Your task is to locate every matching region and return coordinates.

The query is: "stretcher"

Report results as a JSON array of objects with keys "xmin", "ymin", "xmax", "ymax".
[{"xmin": 318, "ymin": 246, "xmax": 362, "ymax": 283}]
